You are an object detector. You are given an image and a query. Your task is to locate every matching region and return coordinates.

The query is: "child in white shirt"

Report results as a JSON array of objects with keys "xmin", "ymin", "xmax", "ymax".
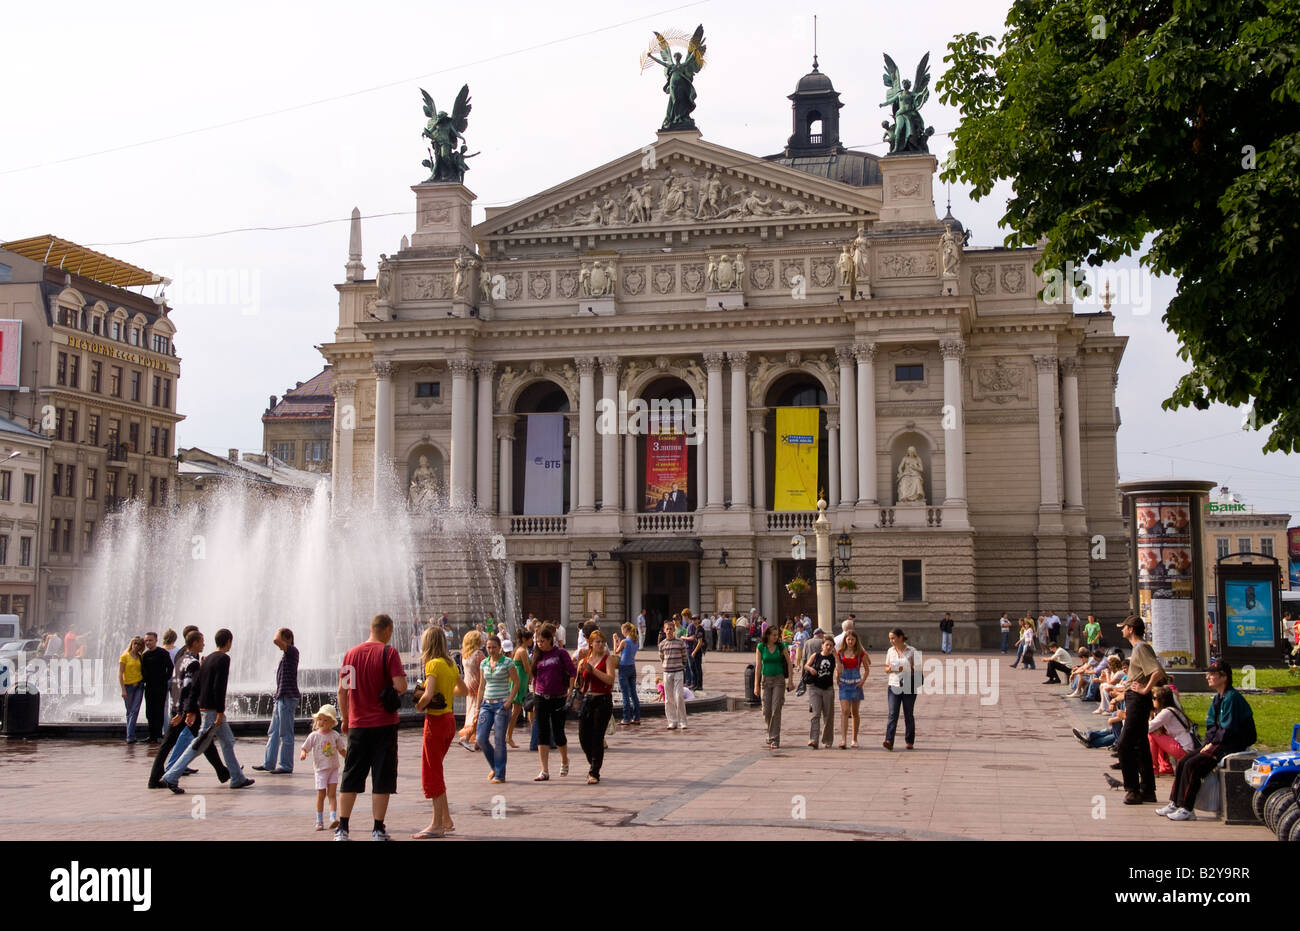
[{"xmin": 300, "ymin": 704, "xmax": 347, "ymax": 830}]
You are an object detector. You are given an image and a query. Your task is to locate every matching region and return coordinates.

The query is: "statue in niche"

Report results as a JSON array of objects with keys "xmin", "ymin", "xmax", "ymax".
[
  {"xmin": 852, "ymin": 229, "xmax": 871, "ymax": 279},
  {"xmin": 837, "ymin": 245, "xmax": 855, "ymax": 289},
  {"xmin": 479, "ymin": 262, "xmax": 494, "ymax": 302},
  {"xmin": 941, "ymin": 220, "xmax": 961, "ymax": 277},
  {"xmin": 896, "ymin": 446, "xmax": 926, "ymax": 503},
  {"xmin": 408, "ymin": 455, "xmax": 442, "ymax": 510},
  {"xmin": 453, "ymin": 252, "xmax": 472, "ymax": 299}
]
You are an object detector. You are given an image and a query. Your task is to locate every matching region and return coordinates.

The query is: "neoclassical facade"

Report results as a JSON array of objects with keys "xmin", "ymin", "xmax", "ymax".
[{"xmin": 320, "ymin": 65, "xmax": 1130, "ymax": 646}]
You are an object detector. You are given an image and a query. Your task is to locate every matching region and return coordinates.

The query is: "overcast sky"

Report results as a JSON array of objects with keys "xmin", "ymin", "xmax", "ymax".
[{"xmin": 2, "ymin": 0, "xmax": 1295, "ymax": 516}]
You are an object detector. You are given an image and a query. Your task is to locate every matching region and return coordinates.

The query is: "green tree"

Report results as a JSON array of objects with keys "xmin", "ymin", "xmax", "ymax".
[{"xmin": 937, "ymin": 0, "xmax": 1300, "ymax": 452}]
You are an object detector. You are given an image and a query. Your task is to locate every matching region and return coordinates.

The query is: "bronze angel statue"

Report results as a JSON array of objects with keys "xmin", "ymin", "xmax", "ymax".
[
  {"xmin": 880, "ymin": 53, "xmax": 935, "ymax": 155},
  {"xmin": 647, "ymin": 25, "xmax": 706, "ymax": 131},
  {"xmin": 421, "ymin": 85, "xmax": 474, "ymax": 183}
]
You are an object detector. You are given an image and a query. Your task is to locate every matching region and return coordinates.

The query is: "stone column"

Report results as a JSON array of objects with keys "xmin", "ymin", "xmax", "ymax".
[
  {"xmin": 448, "ymin": 358, "xmax": 474, "ymax": 508},
  {"xmin": 750, "ymin": 411, "xmax": 766, "ymax": 511},
  {"xmin": 826, "ymin": 413, "xmax": 840, "ymax": 511},
  {"xmin": 331, "ymin": 378, "xmax": 356, "ymax": 508},
  {"xmin": 759, "ymin": 558, "xmax": 774, "ymax": 622},
  {"xmin": 940, "ymin": 339, "xmax": 967, "ymax": 505},
  {"xmin": 728, "ymin": 351, "xmax": 749, "ymax": 508},
  {"xmin": 372, "ymin": 360, "xmax": 395, "ymax": 505},
  {"xmin": 704, "ymin": 352, "xmax": 726, "ymax": 508},
  {"xmin": 567, "ymin": 416, "xmax": 580, "ymax": 513},
  {"xmin": 694, "ymin": 419, "xmax": 706, "ymax": 511},
  {"xmin": 576, "ymin": 356, "xmax": 597, "ymax": 512},
  {"xmin": 855, "ymin": 342, "xmax": 877, "ymax": 505},
  {"xmin": 599, "ymin": 355, "xmax": 620, "ymax": 512},
  {"xmin": 1034, "ymin": 354, "xmax": 1060, "ymax": 508},
  {"xmin": 689, "ymin": 558, "xmax": 700, "ymax": 612},
  {"xmin": 629, "ymin": 560, "xmax": 643, "ymax": 621},
  {"xmin": 1061, "ymin": 356, "xmax": 1084, "ymax": 510},
  {"xmin": 560, "ymin": 559, "xmax": 571, "ymax": 625},
  {"xmin": 624, "ymin": 430, "xmax": 636, "ymax": 517},
  {"xmin": 814, "ymin": 501, "xmax": 833, "ymax": 633},
  {"xmin": 496, "ymin": 416, "xmax": 516, "ymax": 515},
  {"xmin": 836, "ymin": 346, "xmax": 857, "ymax": 508},
  {"xmin": 475, "ymin": 361, "xmax": 494, "ymax": 511}
]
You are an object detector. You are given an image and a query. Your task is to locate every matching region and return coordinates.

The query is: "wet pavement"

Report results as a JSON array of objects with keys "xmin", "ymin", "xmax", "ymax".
[{"xmin": 0, "ymin": 650, "xmax": 1267, "ymax": 841}]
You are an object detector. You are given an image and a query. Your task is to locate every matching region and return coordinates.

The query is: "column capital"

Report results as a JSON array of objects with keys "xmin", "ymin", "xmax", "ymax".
[
  {"xmin": 372, "ymin": 359, "xmax": 396, "ymax": 379},
  {"xmin": 575, "ymin": 356, "xmax": 598, "ymax": 377},
  {"xmin": 495, "ymin": 414, "xmax": 517, "ymax": 440},
  {"xmin": 331, "ymin": 378, "xmax": 357, "ymax": 398},
  {"xmin": 826, "ymin": 411, "xmax": 840, "ymax": 430},
  {"xmin": 939, "ymin": 339, "xmax": 966, "ymax": 361},
  {"xmin": 836, "ymin": 345, "xmax": 856, "ymax": 368},
  {"xmin": 567, "ymin": 412, "xmax": 581, "ymax": 437},
  {"xmin": 598, "ymin": 354, "xmax": 621, "ymax": 376},
  {"xmin": 854, "ymin": 341, "xmax": 877, "ymax": 364},
  {"xmin": 1032, "ymin": 353, "xmax": 1059, "ymax": 374},
  {"xmin": 448, "ymin": 357, "xmax": 475, "ymax": 378},
  {"xmin": 475, "ymin": 360, "xmax": 496, "ymax": 380},
  {"xmin": 748, "ymin": 410, "xmax": 767, "ymax": 432},
  {"xmin": 703, "ymin": 351, "xmax": 727, "ymax": 372},
  {"xmin": 1060, "ymin": 355, "xmax": 1080, "ymax": 377},
  {"xmin": 727, "ymin": 350, "xmax": 750, "ymax": 368}
]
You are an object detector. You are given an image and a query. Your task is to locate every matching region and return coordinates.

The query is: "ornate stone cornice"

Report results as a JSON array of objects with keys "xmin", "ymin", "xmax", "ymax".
[
  {"xmin": 854, "ymin": 341, "xmax": 877, "ymax": 364},
  {"xmin": 703, "ymin": 351, "xmax": 727, "ymax": 371},
  {"xmin": 372, "ymin": 360, "xmax": 395, "ymax": 379},
  {"xmin": 575, "ymin": 356, "xmax": 598, "ymax": 377},
  {"xmin": 939, "ymin": 339, "xmax": 966, "ymax": 361},
  {"xmin": 1032, "ymin": 354, "xmax": 1059, "ymax": 374}
]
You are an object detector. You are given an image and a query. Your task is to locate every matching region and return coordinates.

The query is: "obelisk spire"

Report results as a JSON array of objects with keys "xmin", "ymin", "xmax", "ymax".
[{"xmin": 345, "ymin": 206, "xmax": 365, "ymax": 282}]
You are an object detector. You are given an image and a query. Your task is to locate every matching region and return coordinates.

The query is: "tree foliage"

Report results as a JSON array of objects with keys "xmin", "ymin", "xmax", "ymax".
[{"xmin": 937, "ymin": 0, "xmax": 1300, "ymax": 452}]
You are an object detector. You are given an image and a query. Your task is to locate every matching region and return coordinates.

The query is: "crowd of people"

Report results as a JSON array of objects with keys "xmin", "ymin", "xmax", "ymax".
[{"xmin": 1054, "ymin": 615, "xmax": 1257, "ymax": 822}]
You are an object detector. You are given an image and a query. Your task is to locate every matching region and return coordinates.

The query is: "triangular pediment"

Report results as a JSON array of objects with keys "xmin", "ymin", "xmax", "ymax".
[{"xmin": 473, "ymin": 131, "xmax": 879, "ymax": 243}]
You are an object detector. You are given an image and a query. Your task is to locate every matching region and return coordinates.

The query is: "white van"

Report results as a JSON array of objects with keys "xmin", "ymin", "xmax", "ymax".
[{"xmin": 0, "ymin": 616, "xmax": 19, "ymax": 643}]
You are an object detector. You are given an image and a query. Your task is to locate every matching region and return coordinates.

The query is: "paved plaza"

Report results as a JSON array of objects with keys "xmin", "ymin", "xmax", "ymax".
[{"xmin": 0, "ymin": 651, "xmax": 1268, "ymax": 841}]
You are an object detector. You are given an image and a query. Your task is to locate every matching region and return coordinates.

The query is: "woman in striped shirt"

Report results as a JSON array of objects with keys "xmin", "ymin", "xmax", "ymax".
[{"xmin": 475, "ymin": 635, "xmax": 519, "ymax": 784}]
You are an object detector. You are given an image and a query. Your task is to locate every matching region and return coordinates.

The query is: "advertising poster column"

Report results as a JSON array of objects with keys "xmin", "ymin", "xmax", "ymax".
[{"xmin": 1133, "ymin": 494, "xmax": 1195, "ymax": 669}]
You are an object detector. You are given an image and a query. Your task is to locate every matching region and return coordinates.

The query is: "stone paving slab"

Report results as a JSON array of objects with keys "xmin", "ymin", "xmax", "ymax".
[{"xmin": 0, "ymin": 651, "xmax": 1270, "ymax": 841}]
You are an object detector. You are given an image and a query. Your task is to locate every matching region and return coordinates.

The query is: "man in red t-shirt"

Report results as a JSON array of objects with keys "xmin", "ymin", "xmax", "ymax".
[{"xmin": 335, "ymin": 614, "xmax": 407, "ymax": 841}]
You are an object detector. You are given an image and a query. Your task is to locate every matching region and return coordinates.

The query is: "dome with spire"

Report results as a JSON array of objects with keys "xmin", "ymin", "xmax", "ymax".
[
  {"xmin": 794, "ymin": 59, "xmax": 835, "ymax": 95},
  {"xmin": 765, "ymin": 58, "xmax": 882, "ymax": 187}
]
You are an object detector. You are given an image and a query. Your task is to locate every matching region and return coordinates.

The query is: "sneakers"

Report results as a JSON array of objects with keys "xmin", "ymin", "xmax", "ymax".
[
  {"xmin": 372, "ymin": 827, "xmax": 392, "ymax": 841},
  {"xmin": 1167, "ymin": 807, "xmax": 1196, "ymax": 821},
  {"xmin": 1154, "ymin": 803, "xmax": 1176, "ymax": 816},
  {"xmin": 1072, "ymin": 728, "xmax": 1089, "ymax": 746},
  {"xmin": 315, "ymin": 821, "xmax": 326, "ymax": 831},
  {"xmin": 334, "ymin": 827, "xmax": 349, "ymax": 841}
]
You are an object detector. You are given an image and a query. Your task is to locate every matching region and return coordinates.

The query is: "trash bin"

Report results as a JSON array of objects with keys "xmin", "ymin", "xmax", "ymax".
[
  {"xmin": 1, "ymin": 685, "xmax": 40, "ymax": 736},
  {"xmin": 743, "ymin": 664, "xmax": 761, "ymax": 705}
]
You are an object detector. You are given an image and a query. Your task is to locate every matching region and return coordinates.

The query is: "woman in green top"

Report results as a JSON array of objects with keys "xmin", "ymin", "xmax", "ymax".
[
  {"xmin": 475, "ymin": 635, "xmax": 519, "ymax": 784},
  {"xmin": 506, "ymin": 627, "xmax": 532, "ymax": 749},
  {"xmin": 119, "ymin": 636, "xmax": 145, "ymax": 743},
  {"xmin": 781, "ymin": 619, "xmax": 796, "ymax": 647},
  {"xmin": 754, "ymin": 625, "xmax": 792, "ymax": 748}
]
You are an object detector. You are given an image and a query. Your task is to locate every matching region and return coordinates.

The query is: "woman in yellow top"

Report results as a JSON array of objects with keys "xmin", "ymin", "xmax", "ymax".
[
  {"xmin": 119, "ymin": 636, "xmax": 146, "ymax": 743},
  {"xmin": 413, "ymin": 625, "xmax": 466, "ymax": 839}
]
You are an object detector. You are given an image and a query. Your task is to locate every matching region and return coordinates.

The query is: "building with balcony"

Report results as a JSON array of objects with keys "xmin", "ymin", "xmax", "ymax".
[
  {"xmin": 0, "ymin": 236, "xmax": 182, "ymax": 629},
  {"xmin": 262, "ymin": 367, "xmax": 334, "ymax": 473},
  {"xmin": 318, "ymin": 59, "xmax": 1130, "ymax": 646},
  {"xmin": 0, "ymin": 415, "xmax": 50, "ymax": 632}
]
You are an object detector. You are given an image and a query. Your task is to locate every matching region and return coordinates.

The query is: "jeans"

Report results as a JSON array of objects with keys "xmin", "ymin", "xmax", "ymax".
[
  {"xmin": 149, "ymin": 714, "xmax": 229, "ymax": 785},
  {"xmin": 761, "ymin": 676, "xmax": 786, "ymax": 744},
  {"xmin": 123, "ymin": 684, "xmax": 144, "ymax": 741},
  {"xmin": 578, "ymin": 693, "xmax": 613, "ymax": 778},
  {"xmin": 1000, "ymin": 630, "xmax": 1010, "ymax": 653},
  {"xmin": 690, "ymin": 652, "xmax": 703, "ymax": 691},
  {"xmin": 1084, "ymin": 678, "xmax": 1101, "ymax": 702},
  {"xmin": 162, "ymin": 710, "xmax": 247, "ymax": 786},
  {"xmin": 167, "ymin": 721, "xmax": 194, "ymax": 767},
  {"xmin": 618, "ymin": 665, "xmax": 640, "ymax": 722},
  {"xmin": 663, "ymin": 670, "xmax": 686, "ymax": 726},
  {"xmin": 1085, "ymin": 725, "xmax": 1120, "ymax": 748},
  {"xmin": 941, "ymin": 631, "xmax": 953, "ymax": 654},
  {"xmin": 885, "ymin": 688, "xmax": 916, "ymax": 745},
  {"xmin": 808, "ymin": 685, "xmax": 833, "ymax": 745},
  {"xmin": 262, "ymin": 696, "xmax": 296, "ymax": 772},
  {"xmin": 476, "ymin": 699, "xmax": 509, "ymax": 780}
]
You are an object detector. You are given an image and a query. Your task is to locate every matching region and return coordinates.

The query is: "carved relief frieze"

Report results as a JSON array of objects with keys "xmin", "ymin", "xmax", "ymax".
[
  {"xmin": 681, "ymin": 263, "xmax": 705, "ymax": 293},
  {"xmin": 749, "ymin": 259, "xmax": 774, "ymax": 290},
  {"xmin": 527, "ymin": 270, "xmax": 552, "ymax": 301},
  {"xmin": 651, "ymin": 265, "xmax": 676, "ymax": 295},
  {"xmin": 780, "ymin": 259, "xmax": 806, "ymax": 290},
  {"xmin": 878, "ymin": 251, "xmax": 937, "ymax": 279},
  {"xmin": 622, "ymin": 266, "xmax": 646, "ymax": 296},
  {"xmin": 970, "ymin": 265, "xmax": 996, "ymax": 295},
  {"xmin": 999, "ymin": 264, "xmax": 1027, "ymax": 293},
  {"xmin": 971, "ymin": 357, "xmax": 1029, "ymax": 405},
  {"xmin": 811, "ymin": 256, "xmax": 836, "ymax": 288}
]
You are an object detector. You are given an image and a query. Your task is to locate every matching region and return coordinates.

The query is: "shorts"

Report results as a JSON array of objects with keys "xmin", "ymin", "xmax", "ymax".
[
  {"xmin": 314, "ymin": 768, "xmax": 340, "ymax": 791},
  {"xmin": 339, "ymin": 724, "xmax": 399, "ymax": 795}
]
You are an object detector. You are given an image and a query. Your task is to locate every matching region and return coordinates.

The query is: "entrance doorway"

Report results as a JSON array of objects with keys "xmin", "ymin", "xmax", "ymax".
[
  {"xmin": 520, "ymin": 562, "xmax": 562, "ymax": 623},
  {"xmin": 775, "ymin": 559, "xmax": 817, "ymax": 626},
  {"xmin": 643, "ymin": 560, "xmax": 691, "ymax": 642}
]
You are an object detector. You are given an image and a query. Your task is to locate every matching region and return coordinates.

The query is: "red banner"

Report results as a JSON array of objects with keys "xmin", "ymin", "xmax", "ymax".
[{"xmin": 644, "ymin": 432, "xmax": 688, "ymax": 512}]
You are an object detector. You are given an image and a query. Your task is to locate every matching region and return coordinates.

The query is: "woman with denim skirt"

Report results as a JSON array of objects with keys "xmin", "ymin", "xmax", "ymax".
[
  {"xmin": 475, "ymin": 635, "xmax": 518, "ymax": 784},
  {"xmin": 613, "ymin": 623, "xmax": 640, "ymax": 726}
]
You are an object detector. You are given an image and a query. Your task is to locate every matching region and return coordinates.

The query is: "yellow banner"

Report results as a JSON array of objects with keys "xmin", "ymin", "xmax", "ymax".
[{"xmin": 774, "ymin": 407, "xmax": 819, "ymax": 511}]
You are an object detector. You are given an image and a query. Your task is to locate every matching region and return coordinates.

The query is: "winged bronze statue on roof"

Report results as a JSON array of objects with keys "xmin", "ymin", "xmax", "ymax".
[
  {"xmin": 880, "ymin": 53, "xmax": 935, "ymax": 155},
  {"xmin": 421, "ymin": 85, "xmax": 475, "ymax": 183},
  {"xmin": 647, "ymin": 25, "xmax": 707, "ymax": 131}
]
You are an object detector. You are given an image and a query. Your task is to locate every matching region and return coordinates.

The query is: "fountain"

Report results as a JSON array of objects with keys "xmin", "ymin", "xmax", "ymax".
[{"xmin": 38, "ymin": 481, "xmax": 512, "ymax": 727}]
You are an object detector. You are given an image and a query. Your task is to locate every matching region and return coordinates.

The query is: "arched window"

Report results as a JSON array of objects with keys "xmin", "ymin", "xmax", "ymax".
[
  {"xmin": 806, "ymin": 111, "xmax": 824, "ymax": 143},
  {"xmin": 512, "ymin": 381, "xmax": 572, "ymax": 515}
]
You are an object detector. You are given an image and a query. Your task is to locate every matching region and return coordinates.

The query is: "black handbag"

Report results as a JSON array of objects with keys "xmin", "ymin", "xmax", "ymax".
[{"xmin": 378, "ymin": 645, "xmax": 402, "ymax": 713}]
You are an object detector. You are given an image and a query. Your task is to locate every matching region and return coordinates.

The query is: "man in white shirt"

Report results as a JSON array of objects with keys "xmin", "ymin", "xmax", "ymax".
[
  {"xmin": 701, "ymin": 613, "xmax": 714, "ymax": 651},
  {"xmin": 1042, "ymin": 642, "xmax": 1074, "ymax": 684},
  {"xmin": 635, "ymin": 610, "xmax": 646, "ymax": 647},
  {"xmin": 999, "ymin": 613, "xmax": 1012, "ymax": 654},
  {"xmin": 834, "ymin": 618, "xmax": 856, "ymax": 650}
]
